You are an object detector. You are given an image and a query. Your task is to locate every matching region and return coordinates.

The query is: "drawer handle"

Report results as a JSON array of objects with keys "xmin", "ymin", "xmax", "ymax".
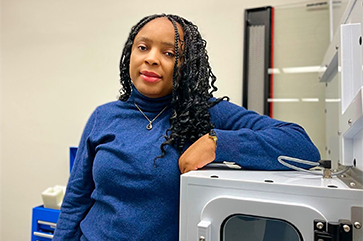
[
  {"xmin": 37, "ymin": 220, "xmax": 57, "ymax": 229},
  {"xmin": 33, "ymin": 231, "xmax": 54, "ymax": 239}
]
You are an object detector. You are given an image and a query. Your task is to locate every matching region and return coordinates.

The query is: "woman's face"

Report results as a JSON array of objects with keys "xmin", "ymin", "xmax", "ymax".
[{"xmin": 129, "ymin": 17, "xmax": 184, "ymax": 99}]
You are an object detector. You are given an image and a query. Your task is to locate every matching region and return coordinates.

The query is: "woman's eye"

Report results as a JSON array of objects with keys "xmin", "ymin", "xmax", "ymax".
[
  {"xmin": 165, "ymin": 52, "xmax": 175, "ymax": 57},
  {"xmin": 138, "ymin": 46, "xmax": 147, "ymax": 51}
]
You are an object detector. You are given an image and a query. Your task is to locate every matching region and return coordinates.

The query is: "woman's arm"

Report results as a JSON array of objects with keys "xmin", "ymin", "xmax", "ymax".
[
  {"xmin": 52, "ymin": 109, "xmax": 98, "ymax": 240},
  {"xmin": 179, "ymin": 101, "xmax": 320, "ymax": 173}
]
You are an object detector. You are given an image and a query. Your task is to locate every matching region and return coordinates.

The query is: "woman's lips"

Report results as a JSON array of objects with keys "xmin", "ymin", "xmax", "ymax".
[{"xmin": 140, "ymin": 71, "xmax": 161, "ymax": 83}]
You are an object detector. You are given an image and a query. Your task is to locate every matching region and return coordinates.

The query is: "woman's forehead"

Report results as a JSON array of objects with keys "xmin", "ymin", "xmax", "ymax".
[{"xmin": 135, "ymin": 17, "xmax": 184, "ymax": 43}]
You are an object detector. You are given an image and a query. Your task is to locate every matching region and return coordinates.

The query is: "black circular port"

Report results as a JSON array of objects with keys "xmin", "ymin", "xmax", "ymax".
[{"xmin": 210, "ymin": 175, "xmax": 219, "ymax": 178}]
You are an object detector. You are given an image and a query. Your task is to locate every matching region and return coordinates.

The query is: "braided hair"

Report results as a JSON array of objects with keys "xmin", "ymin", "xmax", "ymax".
[{"xmin": 119, "ymin": 14, "xmax": 229, "ymax": 163}]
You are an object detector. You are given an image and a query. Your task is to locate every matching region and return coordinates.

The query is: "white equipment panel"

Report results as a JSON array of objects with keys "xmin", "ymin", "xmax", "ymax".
[{"xmin": 179, "ymin": 169, "xmax": 363, "ymax": 241}]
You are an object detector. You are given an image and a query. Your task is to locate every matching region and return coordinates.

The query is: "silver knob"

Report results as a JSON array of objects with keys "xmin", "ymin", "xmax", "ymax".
[
  {"xmin": 199, "ymin": 236, "xmax": 206, "ymax": 241},
  {"xmin": 343, "ymin": 224, "xmax": 351, "ymax": 232},
  {"xmin": 354, "ymin": 222, "xmax": 362, "ymax": 229},
  {"xmin": 316, "ymin": 222, "xmax": 324, "ymax": 229}
]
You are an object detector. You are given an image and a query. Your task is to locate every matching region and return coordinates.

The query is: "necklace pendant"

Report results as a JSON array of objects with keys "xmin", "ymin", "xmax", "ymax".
[{"xmin": 146, "ymin": 123, "xmax": 153, "ymax": 130}]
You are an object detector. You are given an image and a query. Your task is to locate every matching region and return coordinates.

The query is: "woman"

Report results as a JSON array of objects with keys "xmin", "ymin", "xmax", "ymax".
[{"xmin": 53, "ymin": 14, "xmax": 320, "ymax": 240}]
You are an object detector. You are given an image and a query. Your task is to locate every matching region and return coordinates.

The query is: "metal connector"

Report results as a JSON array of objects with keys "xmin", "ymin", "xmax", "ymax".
[
  {"xmin": 319, "ymin": 160, "xmax": 332, "ymax": 179},
  {"xmin": 323, "ymin": 168, "xmax": 332, "ymax": 179}
]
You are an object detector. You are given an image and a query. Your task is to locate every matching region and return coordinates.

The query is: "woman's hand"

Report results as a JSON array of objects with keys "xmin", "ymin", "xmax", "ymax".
[{"xmin": 178, "ymin": 134, "xmax": 216, "ymax": 174}]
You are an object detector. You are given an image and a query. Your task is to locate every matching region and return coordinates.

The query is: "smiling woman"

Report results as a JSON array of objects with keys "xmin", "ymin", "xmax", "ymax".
[
  {"xmin": 129, "ymin": 17, "xmax": 183, "ymax": 98},
  {"xmin": 52, "ymin": 13, "xmax": 320, "ymax": 241}
]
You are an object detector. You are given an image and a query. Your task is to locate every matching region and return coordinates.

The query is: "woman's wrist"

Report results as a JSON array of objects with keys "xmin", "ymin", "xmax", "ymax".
[{"xmin": 208, "ymin": 130, "xmax": 217, "ymax": 147}]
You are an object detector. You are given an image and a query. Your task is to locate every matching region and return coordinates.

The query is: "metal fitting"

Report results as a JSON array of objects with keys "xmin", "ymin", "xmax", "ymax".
[
  {"xmin": 354, "ymin": 222, "xmax": 362, "ymax": 229},
  {"xmin": 343, "ymin": 224, "xmax": 350, "ymax": 232},
  {"xmin": 316, "ymin": 222, "xmax": 324, "ymax": 229},
  {"xmin": 323, "ymin": 168, "xmax": 332, "ymax": 179}
]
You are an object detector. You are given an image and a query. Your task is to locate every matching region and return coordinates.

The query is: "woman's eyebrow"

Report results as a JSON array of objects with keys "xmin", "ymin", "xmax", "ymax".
[
  {"xmin": 135, "ymin": 36, "xmax": 174, "ymax": 48},
  {"xmin": 135, "ymin": 36, "xmax": 152, "ymax": 43}
]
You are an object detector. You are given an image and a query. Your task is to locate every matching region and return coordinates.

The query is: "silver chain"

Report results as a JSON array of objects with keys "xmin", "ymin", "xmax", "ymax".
[{"xmin": 134, "ymin": 102, "xmax": 168, "ymax": 130}]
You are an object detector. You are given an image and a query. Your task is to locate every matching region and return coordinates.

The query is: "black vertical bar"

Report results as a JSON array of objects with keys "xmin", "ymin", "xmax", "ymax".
[
  {"xmin": 264, "ymin": 7, "xmax": 272, "ymax": 116},
  {"xmin": 243, "ymin": 7, "xmax": 273, "ymax": 116},
  {"xmin": 242, "ymin": 9, "xmax": 250, "ymax": 109}
]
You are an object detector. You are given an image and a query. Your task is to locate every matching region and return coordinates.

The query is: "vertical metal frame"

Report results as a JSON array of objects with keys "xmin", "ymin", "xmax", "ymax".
[{"xmin": 243, "ymin": 7, "xmax": 274, "ymax": 116}]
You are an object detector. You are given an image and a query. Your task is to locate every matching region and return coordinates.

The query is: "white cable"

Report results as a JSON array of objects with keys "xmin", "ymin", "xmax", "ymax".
[
  {"xmin": 277, "ymin": 156, "xmax": 352, "ymax": 176},
  {"xmin": 278, "ymin": 156, "xmax": 322, "ymax": 175},
  {"xmin": 330, "ymin": 166, "xmax": 352, "ymax": 176}
]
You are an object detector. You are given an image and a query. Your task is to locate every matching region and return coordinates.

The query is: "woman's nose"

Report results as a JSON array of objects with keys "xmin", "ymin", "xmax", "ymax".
[{"xmin": 145, "ymin": 49, "xmax": 160, "ymax": 66}]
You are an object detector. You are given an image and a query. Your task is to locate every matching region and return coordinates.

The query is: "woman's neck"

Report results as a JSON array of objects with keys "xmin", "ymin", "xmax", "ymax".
[{"xmin": 128, "ymin": 85, "xmax": 172, "ymax": 112}]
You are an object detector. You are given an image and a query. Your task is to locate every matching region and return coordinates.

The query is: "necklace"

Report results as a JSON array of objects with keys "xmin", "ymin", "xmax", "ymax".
[{"xmin": 134, "ymin": 102, "xmax": 168, "ymax": 130}]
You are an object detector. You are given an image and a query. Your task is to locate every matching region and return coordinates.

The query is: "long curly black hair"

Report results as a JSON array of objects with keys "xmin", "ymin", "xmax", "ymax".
[{"xmin": 119, "ymin": 13, "xmax": 229, "ymax": 161}]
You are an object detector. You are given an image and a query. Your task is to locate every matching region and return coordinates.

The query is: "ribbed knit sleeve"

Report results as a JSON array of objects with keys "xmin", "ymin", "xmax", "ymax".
[
  {"xmin": 210, "ymin": 101, "xmax": 320, "ymax": 170},
  {"xmin": 53, "ymin": 108, "xmax": 98, "ymax": 241}
]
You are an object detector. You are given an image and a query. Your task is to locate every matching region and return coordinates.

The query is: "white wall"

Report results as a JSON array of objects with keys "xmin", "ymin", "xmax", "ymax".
[
  {"xmin": 272, "ymin": 5, "xmax": 329, "ymax": 158},
  {"xmin": 0, "ymin": 0, "xmax": 326, "ymax": 240}
]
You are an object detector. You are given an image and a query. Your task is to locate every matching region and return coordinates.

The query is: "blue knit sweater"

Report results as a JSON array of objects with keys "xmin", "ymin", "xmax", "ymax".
[{"xmin": 53, "ymin": 87, "xmax": 320, "ymax": 240}]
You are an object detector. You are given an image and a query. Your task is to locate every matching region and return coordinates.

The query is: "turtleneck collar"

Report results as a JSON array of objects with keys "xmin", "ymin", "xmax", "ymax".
[{"xmin": 127, "ymin": 85, "xmax": 172, "ymax": 112}]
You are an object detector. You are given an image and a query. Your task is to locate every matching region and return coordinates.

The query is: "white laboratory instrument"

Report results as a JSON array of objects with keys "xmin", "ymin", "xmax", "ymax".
[
  {"xmin": 179, "ymin": 0, "xmax": 363, "ymax": 240},
  {"xmin": 180, "ymin": 169, "xmax": 362, "ymax": 241}
]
